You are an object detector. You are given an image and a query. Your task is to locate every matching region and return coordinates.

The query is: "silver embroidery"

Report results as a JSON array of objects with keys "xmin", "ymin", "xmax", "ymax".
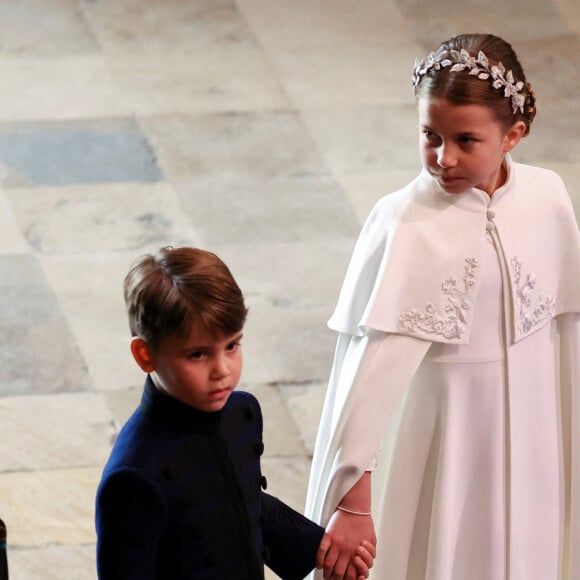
[
  {"xmin": 398, "ymin": 258, "xmax": 478, "ymax": 340},
  {"xmin": 511, "ymin": 257, "xmax": 554, "ymax": 334}
]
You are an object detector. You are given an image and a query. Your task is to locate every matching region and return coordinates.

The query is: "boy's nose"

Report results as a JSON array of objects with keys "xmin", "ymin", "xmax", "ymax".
[{"xmin": 212, "ymin": 354, "xmax": 231, "ymax": 378}]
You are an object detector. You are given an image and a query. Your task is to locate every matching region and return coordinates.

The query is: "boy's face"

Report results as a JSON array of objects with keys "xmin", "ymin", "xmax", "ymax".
[{"xmin": 132, "ymin": 326, "xmax": 243, "ymax": 412}]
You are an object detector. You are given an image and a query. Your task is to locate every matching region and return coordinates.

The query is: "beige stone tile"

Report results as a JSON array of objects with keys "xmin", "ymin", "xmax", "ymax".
[
  {"xmin": 240, "ymin": 384, "xmax": 306, "ymax": 456},
  {"xmin": 81, "ymin": 0, "xmax": 250, "ymax": 53},
  {"xmin": 103, "ymin": 387, "xmax": 143, "ymax": 433},
  {"xmin": 109, "ymin": 49, "xmax": 289, "ymax": 116},
  {"xmin": 240, "ymin": 298, "xmax": 336, "ymax": 386},
  {"xmin": 0, "ymin": 0, "xmax": 97, "ymax": 57},
  {"xmin": 261, "ymin": 456, "xmax": 312, "ymax": 513},
  {"xmin": 300, "ymin": 103, "xmax": 419, "ymax": 176},
  {"xmin": 335, "ymin": 169, "xmax": 421, "ymax": 224},
  {"xmin": 238, "ymin": 0, "xmax": 421, "ymax": 109},
  {"xmin": 540, "ymin": 162, "xmax": 580, "ymax": 221},
  {"xmin": 0, "ymin": 393, "xmax": 114, "ymax": 471},
  {"xmin": 39, "ymin": 252, "xmax": 146, "ymax": 392},
  {"xmin": 270, "ymin": 42, "xmax": 416, "ymax": 109},
  {"xmin": 215, "ymin": 239, "xmax": 355, "ymax": 310},
  {"xmin": 0, "ymin": 467, "xmax": 100, "ymax": 546},
  {"xmin": 0, "ymin": 193, "xmax": 29, "ymax": 254},
  {"xmin": 279, "ymin": 383, "xmax": 327, "ymax": 455},
  {"xmin": 140, "ymin": 111, "xmax": 327, "ymax": 182},
  {"xmin": 8, "ymin": 545, "xmax": 97, "ymax": 580},
  {"xmin": 238, "ymin": 0, "xmax": 408, "ymax": 51},
  {"xmin": 6, "ymin": 182, "xmax": 200, "ymax": 255},
  {"xmin": 0, "ymin": 57, "xmax": 129, "ymax": 122}
]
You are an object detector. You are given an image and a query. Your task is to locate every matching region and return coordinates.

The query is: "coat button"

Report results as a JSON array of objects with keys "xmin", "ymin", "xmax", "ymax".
[
  {"xmin": 260, "ymin": 475, "xmax": 268, "ymax": 490},
  {"xmin": 254, "ymin": 440, "xmax": 265, "ymax": 456},
  {"xmin": 486, "ymin": 222, "xmax": 495, "ymax": 232},
  {"xmin": 486, "ymin": 209, "xmax": 496, "ymax": 220}
]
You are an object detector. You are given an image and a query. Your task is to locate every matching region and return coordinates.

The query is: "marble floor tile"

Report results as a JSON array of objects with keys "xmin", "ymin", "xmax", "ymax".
[
  {"xmin": 336, "ymin": 169, "xmax": 422, "ymax": 223},
  {"xmin": 0, "ymin": 467, "xmax": 100, "ymax": 546},
  {"xmin": 301, "ymin": 103, "xmax": 420, "ymax": 176},
  {"xmin": 0, "ymin": 118, "xmax": 162, "ymax": 187},
  {"xmin": 0, "ymin": 193, "xmax": 29, "ymax": 254},
  {"xmin": 81, "ymin": 0, "xmax": 250, "ymax": 54},
  {"xmin": 0, "ymin": 392, "xmax": 114, "ymax": 471},
  {"xmin": 8, "ymin": 545, "xmax": 96, "ymax": 580},
  {"xmin": 6, "ymin": 182, "xmax": 199, "ymax": 255},
  {"xmin": 240, "ymin": 297, "xmax": 336, "ymax": 385},
  {"xmin": 214, "ymin": 238, "xmax": 356, "ymax": 314},
  {"xmin": 0, "ymin": 57, "xmax": 129, "ymax": 122},
  {"xmin": 39, "ymin": 252, "xmax": 150, "ymax": 392},
  {"xmin": 278, "ymin": 382, "xmax": 327, "ymax": 454},
  {"xmin": 177, "ymin": 175, "xmax": 359, "ymax": 245},
  {"xmin": 0, "ymin": 254, "xmax": 90, "ymax": 395},
  {"xmin": 109, "ymin": 50, "xmax": 289, "ymax": 116},
  {"xmin": 397, "ymin": 0, "xmax": 568, "ymax": 52},
  {"xmin": 241, "ymin": 383, "xmax": 306, "ymax": 457},
  {"xmin": 140, "ymin": 111, "xmax": 328, "ymax": 182},
  {"xmin": 0, "ymin": 0, "xmax": 97, "ymax": 57}
]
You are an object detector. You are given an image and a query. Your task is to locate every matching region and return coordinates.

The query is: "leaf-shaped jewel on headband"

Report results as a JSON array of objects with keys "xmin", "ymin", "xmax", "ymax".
[{"xmin": 412, "ymin": 47, "xmax": 526, "ymax": 114}]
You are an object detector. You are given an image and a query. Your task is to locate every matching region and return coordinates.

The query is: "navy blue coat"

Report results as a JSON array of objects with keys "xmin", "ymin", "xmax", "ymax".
[{"xmin": 96, "ymin": 377, "xmax": 324, "ymax": 579}]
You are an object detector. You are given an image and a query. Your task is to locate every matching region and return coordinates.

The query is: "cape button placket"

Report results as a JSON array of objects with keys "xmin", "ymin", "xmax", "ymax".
[{"xmin": 486, "ymin": 208, "xmax": 496, "ymax": 232}]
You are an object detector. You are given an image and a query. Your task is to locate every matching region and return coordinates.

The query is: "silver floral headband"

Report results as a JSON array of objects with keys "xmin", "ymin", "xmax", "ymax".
[{"xmin": 412, "ymin": 48, "xmax": 525, "ymax": 114}]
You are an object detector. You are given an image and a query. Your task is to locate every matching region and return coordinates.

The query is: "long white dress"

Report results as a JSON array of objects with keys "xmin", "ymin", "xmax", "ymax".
[{"xmin": 305, "ymin": 157, "xmax": 580, "ymax": 580}]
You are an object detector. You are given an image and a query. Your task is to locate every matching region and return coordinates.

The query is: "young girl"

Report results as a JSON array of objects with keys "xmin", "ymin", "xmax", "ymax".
[{"xmin": 308, "ymin": 34, "xmax": 580, "ymax": 580}]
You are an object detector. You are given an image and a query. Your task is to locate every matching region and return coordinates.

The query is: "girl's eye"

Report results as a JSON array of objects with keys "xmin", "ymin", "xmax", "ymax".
[
  {"xmin": 459, "ymin": 135, "xmax": 476, "ymax": 144},
  {"xmin": 422, "ymin": 130, "xmax": 440, "ymax": 143},
  {"xmin": 226, "ymin": 342, "xmax": 241, "ymax": 352}
]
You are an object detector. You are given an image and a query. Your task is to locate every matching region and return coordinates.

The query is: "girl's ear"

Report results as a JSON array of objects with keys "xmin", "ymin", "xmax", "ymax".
[
  {"xmin": 130, "ymin": 337, "xmax": 156, "ymax": 373},
  {"xmin": 504, "ymin": 120, "xmax": 527, "ymax": 152}
]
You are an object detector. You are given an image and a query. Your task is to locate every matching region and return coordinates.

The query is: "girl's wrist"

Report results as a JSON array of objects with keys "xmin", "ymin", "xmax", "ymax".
[{"xmin": 336, "ymin": 504, "xmax": 372, "ymax": 516}]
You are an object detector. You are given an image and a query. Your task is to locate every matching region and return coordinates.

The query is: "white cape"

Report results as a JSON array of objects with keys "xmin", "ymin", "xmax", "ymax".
[{"xmin": 306, "ymin": 159, "xmax": 580, "ymax": 579}]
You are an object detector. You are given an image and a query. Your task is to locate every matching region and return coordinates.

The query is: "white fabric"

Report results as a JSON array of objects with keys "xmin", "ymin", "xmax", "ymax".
[{"xmin": 305, "ymin": 158, "xmax": 580, "ymax": 580}]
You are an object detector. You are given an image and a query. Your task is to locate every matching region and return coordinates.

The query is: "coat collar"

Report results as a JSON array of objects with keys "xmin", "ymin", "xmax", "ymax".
[{"xmin": 140, "ymin": 375, "xmax": 224, "ymax": 430}]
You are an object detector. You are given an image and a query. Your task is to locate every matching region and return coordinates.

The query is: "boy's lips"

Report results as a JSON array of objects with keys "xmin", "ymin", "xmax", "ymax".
[{"xmin": 208, "ymin": 387, "xmax": 232, "ymax": 400}]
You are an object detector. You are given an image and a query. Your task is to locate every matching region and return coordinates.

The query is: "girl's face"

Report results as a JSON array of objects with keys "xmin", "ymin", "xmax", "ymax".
[{"xmin": 418, "ymin": 96, "xmax": 526, "ymax": 196}]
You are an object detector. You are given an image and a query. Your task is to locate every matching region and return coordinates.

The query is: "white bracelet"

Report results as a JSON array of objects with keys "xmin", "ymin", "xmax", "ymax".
[{"xmin": 337, "ymin": 505, "xmax": 372, "ymax": 516}]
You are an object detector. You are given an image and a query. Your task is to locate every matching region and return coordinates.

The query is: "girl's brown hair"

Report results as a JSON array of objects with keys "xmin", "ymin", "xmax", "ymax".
[
  {"xmin": 124, "ymin": 246, "xmax": 248, "ymax": 349},
  {"xmin": 414, "ymin": 34, "xmax": 536, "ymax": 136}
]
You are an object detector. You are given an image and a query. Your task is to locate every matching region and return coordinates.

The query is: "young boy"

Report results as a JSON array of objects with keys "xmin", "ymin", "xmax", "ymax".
[{"xmin": 95, "ymin": 246, "xmax": 374, "ymax": 580}]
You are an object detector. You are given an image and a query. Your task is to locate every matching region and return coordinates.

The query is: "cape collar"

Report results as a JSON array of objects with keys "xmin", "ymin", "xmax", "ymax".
[{"xmin": 424, "ymin": 154, "xmax": 514, "ymax": 213}]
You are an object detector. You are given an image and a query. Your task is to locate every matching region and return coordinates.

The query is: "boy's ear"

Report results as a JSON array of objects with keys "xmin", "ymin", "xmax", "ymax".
[{"xmin": 130, "ymin": 337, "xmax": 156, "ymax": 373}]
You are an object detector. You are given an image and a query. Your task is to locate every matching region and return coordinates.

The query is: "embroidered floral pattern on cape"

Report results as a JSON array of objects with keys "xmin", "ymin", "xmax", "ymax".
[
  {"xmin": 510, "ymin": 257, "xmax": 554, "ymax": 335},
  {"xmin": 398, "ymin": 258, "xmax": 478, "ymax": 340}
]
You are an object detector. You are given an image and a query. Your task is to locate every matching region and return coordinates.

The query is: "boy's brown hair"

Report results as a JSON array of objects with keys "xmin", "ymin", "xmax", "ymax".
[{"xmin": 124, "ymin": 246, "xmax": 248, "ymax": 349}]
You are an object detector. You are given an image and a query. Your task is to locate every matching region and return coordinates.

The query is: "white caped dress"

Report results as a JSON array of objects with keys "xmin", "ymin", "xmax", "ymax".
[{"xmin": 305, "ymin": 157, "xmax": 580, "ymax": 580}]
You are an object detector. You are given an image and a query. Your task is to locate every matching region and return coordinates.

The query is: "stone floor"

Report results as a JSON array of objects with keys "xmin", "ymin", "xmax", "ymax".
[{"xmin": 0, "ymin": 1, "xmax": 579, "ymax": 578}]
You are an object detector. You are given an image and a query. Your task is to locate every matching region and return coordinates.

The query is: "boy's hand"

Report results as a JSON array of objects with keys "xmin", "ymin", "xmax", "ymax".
[
  {"xmin": 351, "ymin": 540, "xmax": 375, "ymax": 579},
  {"xmin": 316, "ymin": 515, "xmax": 376, "ymax": 579}
]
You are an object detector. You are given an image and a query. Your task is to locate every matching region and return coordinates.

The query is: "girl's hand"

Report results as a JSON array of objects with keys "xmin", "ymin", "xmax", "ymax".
[{"xmin": 317, "ymin": 509, "xmax": 376, "ymax": 580}]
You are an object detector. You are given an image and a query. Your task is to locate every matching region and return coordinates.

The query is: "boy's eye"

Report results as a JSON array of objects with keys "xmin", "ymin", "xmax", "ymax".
[
  {"xmin": 226, "ymin": 341, "xmax": 241, "ymax": 352},
  {"xmin": 188, "ymin": 351, "xmax": 204, "ymax": 360}
]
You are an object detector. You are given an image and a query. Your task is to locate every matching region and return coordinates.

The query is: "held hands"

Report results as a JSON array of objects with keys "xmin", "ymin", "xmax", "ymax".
[{"xmin": 316, "ymin": 509, "xmax": 377, "ymax": 580}]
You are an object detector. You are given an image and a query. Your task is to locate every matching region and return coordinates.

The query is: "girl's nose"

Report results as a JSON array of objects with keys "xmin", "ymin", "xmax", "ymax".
[{"xmin": 437, "ymin": 144, "xmax": 457, "ymax": 168}]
